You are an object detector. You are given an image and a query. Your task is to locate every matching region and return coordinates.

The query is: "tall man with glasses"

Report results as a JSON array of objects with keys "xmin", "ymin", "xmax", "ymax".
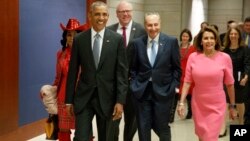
[{"xmin": 108, "ymin": 1, "xmax": 146, "ymax": 141}]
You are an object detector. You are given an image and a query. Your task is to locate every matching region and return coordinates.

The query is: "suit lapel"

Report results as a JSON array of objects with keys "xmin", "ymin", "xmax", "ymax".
[
  {"xmin": 98, "ymin": 29, "xmax": 111, "ymax": 69},
  {"xmin": 112, "ymin": 23, "xmax": 119, "ymax": 31},
  {"xmin": 82, "ymin": 29, "xmax": 95, "ymax": 67},
  {"xmin": 129, "ymin": 22, "xmax": 136, "ymax": 42},
  {"xmin": 141, "ymin": 36, "xmax": 151, "ymax": 65},
  {"xmin": 154, "ymin": 33, "xmax": 167, "ymax": 66}
]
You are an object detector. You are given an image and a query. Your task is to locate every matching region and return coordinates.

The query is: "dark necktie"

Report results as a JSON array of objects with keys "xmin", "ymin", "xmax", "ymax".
[
  {"xmin": 93, "ymin": 33, "xmax": 100, "ymax": 68},
  {"xmin": 122, "ymin": 26, "xmax": 127, "ymax": 47},
  {"xmin": 150, "ymin": 40, "xmax": 157, "ymax": 66}
]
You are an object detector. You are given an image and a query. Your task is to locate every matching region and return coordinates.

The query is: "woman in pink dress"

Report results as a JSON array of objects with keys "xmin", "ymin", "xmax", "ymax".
[
  {"xmin": 177, "ymin": 26, "xmax": 237, "ymax": 141},
  {"xmin": 53, "ymin": 18, "xmax": 88, "ymax": 141}
]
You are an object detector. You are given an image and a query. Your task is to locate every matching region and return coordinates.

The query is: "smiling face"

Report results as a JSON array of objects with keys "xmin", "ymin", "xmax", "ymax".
[
  {"xmin": 229, "ymin": 28, "xmax": 240, "ymax": 44},
  {"xmin": 144, "ymin": 14, "xmax": 161, "ymax": 39},
  {"xmin": 88, "ymin": 4, "xmax": 109, "ymax": 32},
  {"xmin": 201, "ymin": 31, "xmax": 216, "ymax": 52},
  {"xmin": 181, "ymin": 32, "xmax": 190, "ymax": 44},
  {"xmin": 116, "ymin": 1, "xmax": 133, "ymax": 27}
]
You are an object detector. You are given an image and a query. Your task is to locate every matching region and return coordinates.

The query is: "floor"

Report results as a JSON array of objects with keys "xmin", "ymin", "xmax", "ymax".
[{"xmin": 28, "ymin": 110, "xmax": 231, "ymax": 141}]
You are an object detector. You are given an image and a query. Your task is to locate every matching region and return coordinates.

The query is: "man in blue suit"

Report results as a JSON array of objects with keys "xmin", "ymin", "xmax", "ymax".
[{"xmin": 130, "ymin": 12, "xmax": 181, "ymax": 141}]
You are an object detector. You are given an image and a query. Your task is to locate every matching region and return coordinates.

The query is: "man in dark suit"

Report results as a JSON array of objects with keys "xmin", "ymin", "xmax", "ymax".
[
  {"xmin": 130, "ymin": 12, "xmax": 181, "ymax": 141},
  {"xmin": 65, "ymin": 1, "xmax": 128, "ymax": 141},
  {"xmin": 108, "ymin": 1, "xmax": 146, "ymax": 141},
  {"xmin": 243, "ymin": 16, "xmax": 250, "ymax": 125}
]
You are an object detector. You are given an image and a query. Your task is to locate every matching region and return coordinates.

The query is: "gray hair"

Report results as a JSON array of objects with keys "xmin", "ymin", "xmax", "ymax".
[{"xmin": 144, "ymin": 12, "xmax": 161, "ymax": 22}]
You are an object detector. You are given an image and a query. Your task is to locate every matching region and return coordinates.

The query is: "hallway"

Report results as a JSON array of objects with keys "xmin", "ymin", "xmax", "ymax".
[{"xmin": 28, "ymin": 114, "xmax": 230, "ymax": 141}]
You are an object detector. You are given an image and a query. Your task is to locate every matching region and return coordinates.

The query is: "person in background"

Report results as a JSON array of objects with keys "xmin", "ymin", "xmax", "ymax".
[
  {"xmin": 237, "ymin": 21, "xmax": 244, "ymax": 33},
  {"xmin": 220, "ymin": 27, "xmax": 250, "ymax": 137},
  {"xmin": 193, "ymin": 21, "xmax": 209, "ymax": 45},
  {"xmin": 200, "ymin": 21, "xmax": 209, "ymax": 30},
  {"xmin": 130, "ymin": 12, "xmax": 181, "ymax": 141},
  {"xmin": 170, "ymin": 28, "xmax": 195, "ymax": 123},
  {"xmin": 210, "ymin": 24, "xmax": 219, "ymax": 32},
  {"xmin": 177, "ymin": 26, "xmax": 237, "ymax": 141},
  {"xmin": 108, "ymin": 1, "xmax": 146, "ymax": 141},
  {"xmin": 53, "ymin": 18, "xmax": 87, "ymax": 141},
  {"xmin": 65, "ymin": 1, "xmax": 128, "ymax": 141},
  {"xmin": 219, "ymin": 20, "xmax": 237, "ymax": 45},
  {"xmin": 242, "ymin": 17, "xmax": 250, "ymax": 48},
  {"xmin": 243, "ymin": 16, "xmax": 250, "ymax": 125}
]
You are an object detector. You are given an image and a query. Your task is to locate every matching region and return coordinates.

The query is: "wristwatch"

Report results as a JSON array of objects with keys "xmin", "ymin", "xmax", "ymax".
[{"xmin": 229, "ymin": 104, "xmax": 236, "ymax": 109}]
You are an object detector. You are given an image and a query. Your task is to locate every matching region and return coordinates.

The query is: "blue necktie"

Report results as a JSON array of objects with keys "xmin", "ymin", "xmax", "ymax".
[
  {"xmin": 93, "ymin": 33, "xmax": 100, "ymax": 68},
  {"xmin": 150, "ymin": 40, "xmax": 157, "ymax": 66}
]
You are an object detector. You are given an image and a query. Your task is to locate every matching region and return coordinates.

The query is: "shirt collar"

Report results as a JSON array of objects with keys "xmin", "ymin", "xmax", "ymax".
[
  {"xmin": 91, "ymin": 28, "xmax": 105, "ymax": 39},
  {"xmin": 148, "ymin": 33, "xmax": 160, "ymax": 44},
  {"xmin": 118, "ymin": 20, "xmax": 132, "ymax": 30}
]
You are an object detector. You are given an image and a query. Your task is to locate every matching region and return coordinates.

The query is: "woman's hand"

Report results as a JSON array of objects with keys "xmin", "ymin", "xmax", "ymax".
[
  {"xmin": 229, "ymin": 107, "xmax": 238, "ymax": 120},
  {"xmin": 177, "ymin": 103, "xmax": 186, "ymax": 119}
]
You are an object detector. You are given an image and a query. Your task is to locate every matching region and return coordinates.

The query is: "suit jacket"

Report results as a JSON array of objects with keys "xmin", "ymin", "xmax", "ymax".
[
  {"xmin": 65, "ymin": 28, "xmax": 128, "ymax": 117},
  {"xmin": 108, "ymin": 21, "xmax": 146, "ymax": 46},
  {"xmin": 108, "ymin": 21, "xmax": 146, "ymax": 71},
  {"xmin": 130, "ymin": 33, "xmax": 181, "ymax": 100}
]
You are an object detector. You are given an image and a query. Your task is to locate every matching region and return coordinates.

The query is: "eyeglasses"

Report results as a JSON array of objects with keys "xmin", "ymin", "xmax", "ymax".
[{"xmin": 117, "ymin": 10, "xmax": 132, "ymax": 14}]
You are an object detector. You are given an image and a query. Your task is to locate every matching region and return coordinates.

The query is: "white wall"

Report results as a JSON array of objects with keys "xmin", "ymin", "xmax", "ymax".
[{"xmin": 208, "ymin": 0, "xmax": 243, "ymax": 34}]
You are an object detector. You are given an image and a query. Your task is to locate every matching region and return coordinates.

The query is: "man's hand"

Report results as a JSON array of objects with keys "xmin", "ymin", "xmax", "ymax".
[{"xmin": 112, "ymin": 103, "xmax": 123, "ymax": 120}]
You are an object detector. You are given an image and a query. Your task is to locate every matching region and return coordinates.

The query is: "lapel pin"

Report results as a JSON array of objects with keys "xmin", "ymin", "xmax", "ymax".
[
  {"xmin": 106, "ymin": 40, "xmax": 110, "ymax": 42},
  {"xmin": 132, "ymin": 28, "xmax": 136, "ymax": 31}
]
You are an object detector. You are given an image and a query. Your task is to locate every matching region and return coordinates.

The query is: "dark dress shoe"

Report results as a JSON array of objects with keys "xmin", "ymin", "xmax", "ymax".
[{"xmin": 219, "ymin": 129, "xmax": 227, "ymax": 138}]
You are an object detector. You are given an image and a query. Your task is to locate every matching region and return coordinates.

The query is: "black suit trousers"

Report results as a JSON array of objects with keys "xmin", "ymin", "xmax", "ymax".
[
  {"xmin": 132, "ymin": 82, "xmax": 172, "ymax": 141},
  {"xmin": 73, "ymin": 89, "xmax": 116, "ymax": 141},
  {"xmin": 112, "ymin": 89, "xmax": 138, "ymax": 141}
]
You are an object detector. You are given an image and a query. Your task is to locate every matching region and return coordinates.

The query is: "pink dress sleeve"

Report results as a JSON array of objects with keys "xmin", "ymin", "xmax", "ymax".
[
  {"xmin": 223, "ymin": 53, "xmax": 234, "ymax": 85},
  {"xmin": 184, "ymin": 52, "xmax": 195, "ymax": 83}
]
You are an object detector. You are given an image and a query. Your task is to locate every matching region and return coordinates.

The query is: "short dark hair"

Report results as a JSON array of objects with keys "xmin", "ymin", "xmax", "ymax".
[
  {"xmin": 179, "ymin": 28, "xmax": 193, "ymax": 42},
  {"xmin": 227, "ymin": 20, "xmax": 236, "ymax": 29},
  {"xmin": 201, "ymin": 21, "xmax": 209, "ymax": 26},
  {"xmin": 210, "ymin": 24, "xmax": 219, "ymax": 32},
  {"xmin": 194, "ymin": 26, "xmax": 221, "ymax": 52},
  {"xmin": 244, "ymin": 16, "xmax": 250, "ymax": 23}
]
